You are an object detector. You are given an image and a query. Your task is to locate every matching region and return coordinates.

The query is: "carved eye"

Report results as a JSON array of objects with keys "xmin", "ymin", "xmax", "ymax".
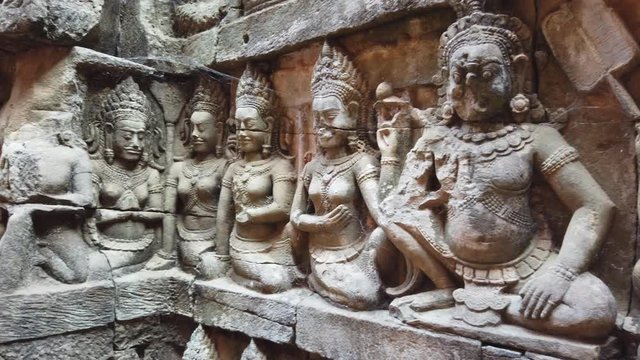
[
  {"xmin": 138, "ymin": 133, "xmax": 145, "ymax": 140},
  {"xmin": 482, "ymin": 70, "xmax": 494, "ymax": 80}
]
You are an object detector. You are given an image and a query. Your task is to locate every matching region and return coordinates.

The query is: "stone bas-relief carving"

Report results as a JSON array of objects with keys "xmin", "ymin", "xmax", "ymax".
[
  {"xmin": 291, "ymin": 42, "xmax": 383, "ymax": 310},
  {"xmin": 0, "ymin": 122, "xmax": 108, "ymax": 291},
  {"xmin": 146, "ymin": 76, "xmax": 230, "ymax": 272},
  {"xmin": 85, "ymin": 77, "xmax": 165, "ymax": 275},
  {"xmin": 379, "ymin": 0, "xmax": 617, "ymax": 340},
  {"xmin": 1, "ymin": 0, "xmax": 640, "ymax": 357},
  {"xmin": 200, "ymin": 64, "xmax": 301, "ymax": 293}
]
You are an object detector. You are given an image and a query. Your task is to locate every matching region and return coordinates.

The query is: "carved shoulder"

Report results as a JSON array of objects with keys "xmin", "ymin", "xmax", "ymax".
[{"xmin": 531, "ymin": 124, "xmax": 580, "ymax": 177}]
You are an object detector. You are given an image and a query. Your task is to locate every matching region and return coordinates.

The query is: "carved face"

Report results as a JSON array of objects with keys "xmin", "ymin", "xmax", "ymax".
[
  {"xmin": 112, "ymin": 118, "xmax": 146, "ymax": 163},
  {"xmin": 312, "ymin": 95, "xmax": 355, "ymax": 149},
  {"xmin": 190, "ymin": 111, "xmax": 218, "ymax": 154},
  {"xmin": 446, "ymin": 43, "xmax": 512, "ymax": 122},
  {"xmin": 235, "ymin": 107, "xmax": 269, "ymax": 154}
]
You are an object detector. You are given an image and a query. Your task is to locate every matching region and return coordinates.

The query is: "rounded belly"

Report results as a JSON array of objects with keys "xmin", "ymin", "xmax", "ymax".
[
  {"xmin": 445, "ymin": 206, "xmax": 534, "ymax": 264},
  {"xmin": 182, "ymin": 214, "xmax": 216, "ymax": 230},
  {"xmin": 309, "ymin": 217, "xmax": 363, "ymax": 248},
  {"xmin": 100, "ymin": 220, "xmax": 148, "ymax": 239},
  {"xmin": 235, "ymin": 221, "xmax": 282, "ymax": 240}
]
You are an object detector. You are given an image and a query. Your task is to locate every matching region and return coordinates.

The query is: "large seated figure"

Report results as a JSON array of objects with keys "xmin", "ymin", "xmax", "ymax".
[{"xmin": 378, "ymin": 0, "xmax": 617, "ymax": 339}]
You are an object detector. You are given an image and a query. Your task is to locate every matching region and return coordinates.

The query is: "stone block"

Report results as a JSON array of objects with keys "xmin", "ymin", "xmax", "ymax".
[
  {"xmin": 195, "ymin": 277, "xmax": 311, "ymax": 326},
  {"xmin": 398, "ymin": 307, "xmax": 617, "ymax": 360},
  {"xmin": 482, "ymin": 345, "xmax": 525, "ymax": 360},
  {"xmin": 295, "ymin": 295, "xmax": 482, "ymax": 360},
  {"xmin": 209, "ymin": 0, "xmax": 449, "ymax": 66},
  {"xmin": 115, "ymin": 268, "xmax": 195, "ymax": 321},
  {"xmin": 0, "ymin": 326, "xmax": 114, "ymax": 360},
  {"xmin": 0, "ymin": 281, "xmax": 115, "ymax": 343},
  {"xmin": 114, "ymin": 316, "xmax": 195, "ymax": 352},
  {"xmin": 193, "ymin": 278, "xmax": 305, "ymax": 344}
]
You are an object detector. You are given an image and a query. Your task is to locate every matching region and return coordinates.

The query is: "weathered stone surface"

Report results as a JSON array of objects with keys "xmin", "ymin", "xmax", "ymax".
[
  {"xmin": 194, "ymin": 277, "xmax": 310, "ymax": 326},
  {"xmin": 0, "ymin": 327, "xmax": 114, "ymax": 360},
  {"xmin": 114, "ymin": 316, "xmax": 194, "ymax": 350},
  {"xmin": 296, "ymin": 295, "xmax": 482, "ymax": 360},
  {"xmin": 562, "ymin": 108, "xmax": 637, "ymax": 313},
  {"xmin": 0, "ymin": 0, "xmax": 111, "ymax": 51},
  {"xmin": 202, "ymin": 0, "xmax": 449, "ymax": 66},
  {"xmin": 482, "ymin": 346, "xmax": 525, "ymax": 360},
  {"xmin": 193, "ymin": 279, "xmax": 299, "ymax": 344},
  {"xmin": 398, "ymin": 307, "xmax": 617, "ymax": 360},
  {"xmin": 115, "ymin": 269, "xmax": 194, "ymax": 321},
  {"xmin": 0, "ymin": 281, "xmax": 115, "ymax": 343}
]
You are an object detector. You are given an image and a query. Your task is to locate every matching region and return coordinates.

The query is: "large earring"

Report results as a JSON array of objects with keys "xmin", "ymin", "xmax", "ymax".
[
  {"xmin": 104, "ymin": 148, "xmax": 114, "ymax": 164},
  {"xmin": 216, "ymin": 145, "xmax": 223, "ymax": 158},
  {"xmin": 510, "ymin": 93, "xmax": 530, "ymax": 122},
  {"xmin": 261, "ymin": 144, "xmax": 272, "ymax": 158},
  {"xmin": 347, "ymin": 133, "xmax": 360, "ymax": 153}
]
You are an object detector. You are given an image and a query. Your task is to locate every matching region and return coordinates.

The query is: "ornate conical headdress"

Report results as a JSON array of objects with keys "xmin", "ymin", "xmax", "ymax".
[
  {"xmin": 236, "ymin": 64, "xmax": 277, "ymax": 121},
  {"xmin": 101, "ymin": 77, "xmax": 150, "ymax": 125},
  {"xmin": 190, "ymin": 76, "xmax": 227, "ymax": 117},
  {"xmin": 181, "ymin": 76, "xmax": 228, "ymax": 151},
  {"xmin": 439, "ymin": 0, "xmax": 531, "ymax": 69},
  {"xmin": 311, "ymin": 41, "xmax": 367, "ymax": 121}
]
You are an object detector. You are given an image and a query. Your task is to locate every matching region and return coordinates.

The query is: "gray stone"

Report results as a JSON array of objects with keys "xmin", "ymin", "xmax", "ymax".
[
  {"xmin": 295, "ymin": 295, "xmax": 482, "ymax": 360},
  {"xmin": 114, "ymin": 316, "xmax": 194, "ymax": 352},
  {"xmin": 198, "ymin": 0, "xmax": 449, "ymax": 66},
  {"xmin": 0, "ymin": 281, "xmax": 115, "ymax": 343},
  {"xmin": 398, "ymin": 307, "xmax": 617, "ymax": 360},
  {"xmin": 0, "ymin": 0, "xmax": 110, "ymax": 51},
  {"xmin": 0, "ymin": 327, "xmax": 114, "ymax": 360},
  {"xmin": 115, "ymin": 269, "xmax": 194, "ymax": 321},
  {"xmin": 193, "ymin": 294, "xmax": 295, "ymax": 344},
  {"xmin": 482, "ymin": 346, "xmax": 525, "ymax": 360},
  {"xmin": 194, "ymin": 277, "xmax": 311, "ymax": 326}
]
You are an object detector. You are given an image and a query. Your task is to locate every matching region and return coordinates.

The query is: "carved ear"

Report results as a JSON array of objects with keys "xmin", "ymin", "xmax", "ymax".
[
  {"xmin": 347, "ymin": 101, "xmax": 360, "ymax": 120},
  {"xmin": 511, "ymin": 54, "xmax": 529, "ymax": 92},
  {"xmin": 104, "ymin": 122, "xmax": 114, "ymax": 134},
  {"xmin": 264, "ymin": 116, "xmax": 275, "ymax": 131}
]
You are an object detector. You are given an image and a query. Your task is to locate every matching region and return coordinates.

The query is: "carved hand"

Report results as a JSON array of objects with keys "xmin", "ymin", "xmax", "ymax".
[
  {"xmin": 319, "ymin": 204, "xmax": 352, "ymax": 230},
  {"xmin": 519, "ymin": 268, "xmax": 573, "ymax": 319},
  {"xmin": 376, "ymin": 127, "xmax": 400, "ymax": 157},
  {"xmin": 235, "ymin": 211, "xmax": 251, "ymax": 224}
]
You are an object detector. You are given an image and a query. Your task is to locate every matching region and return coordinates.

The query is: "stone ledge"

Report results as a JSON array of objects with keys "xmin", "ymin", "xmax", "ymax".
[
  {"xmin": 296, "ymin": 295, "xmax": 482, "ymax": 360},
  {"xmin": 0, "ymin": 271, "xmax": 622, "ymax": 360},
  {"xmin": 115, "ymin": 268, "xmax": 195, "ymax": 321},
  {"xmin": 189, "ymin": 0, "xmax": 449, "ymax": 66},
  {"xmin": 400, "ymin": 307, "xmax": 619, "ymax": 360},
  {"xmin": 192, "ymin": 277, "xmax": 310, "ymax": 344},
  {"xmin": 0, "ymin": 280, "xmax": 115, "ymax": 344}
]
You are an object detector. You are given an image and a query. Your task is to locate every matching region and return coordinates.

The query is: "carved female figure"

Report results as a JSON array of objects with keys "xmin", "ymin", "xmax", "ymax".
[
  {"xmin": 379, "ymin": 0, "xmax": 617, "ymax": 338},
  {"xmin": 87, "ymin": 77, "xmax": 164, "ymax": 274},
  {"xmin": 146, "ymin": 77, "xmax": 230, "ymax": 271},
  {"xmin": 200, "ymin": 65, "xmax": 299, "ymax": 293},
  {"xmin": 0, "ymin": 123, "xmax": 106, "ymax": 291},
  {"xmin": 290, "ymin": 43, "xmax": 383, "ymax": 310}
]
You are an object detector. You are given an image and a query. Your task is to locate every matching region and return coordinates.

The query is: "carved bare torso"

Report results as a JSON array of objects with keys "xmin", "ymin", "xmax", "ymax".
[
  {"xmin": 177, "ymin": 158, "xmax": 226, "ymax": 230},
  {"xmin": 431, "ymin": 125, "xmax": 538, "ymax": 264},
  {"xmin": 94, "ymin": 160, "xmax": 157, "ymax": 239},
  {"xmin": 231, "ymin": 157, "xmax": 284, "ymax": 239},
  {"xmin": 307, "ymin": 152, "xmax": 369, "ymax": 248}
]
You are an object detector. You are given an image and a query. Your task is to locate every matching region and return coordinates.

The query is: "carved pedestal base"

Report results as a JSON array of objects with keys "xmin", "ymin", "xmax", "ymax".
[{"xmin": 390, "ymin": 302, "xmax": 620, "ymax": 360}]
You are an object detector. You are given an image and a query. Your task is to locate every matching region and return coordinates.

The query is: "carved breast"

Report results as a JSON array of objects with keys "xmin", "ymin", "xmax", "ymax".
[
  {"xmin": 308, "ymin": 171, "xmax": 357, "ymax": 214},
  {"xmin": 232, "ymin": 160, "xmax": 274, "ymax": 209}
]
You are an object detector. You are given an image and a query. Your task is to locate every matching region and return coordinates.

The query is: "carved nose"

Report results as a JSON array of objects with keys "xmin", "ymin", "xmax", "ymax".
[{"xmin": 465, "ymin": 72, "xmax": 477, "ymax": 86}]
